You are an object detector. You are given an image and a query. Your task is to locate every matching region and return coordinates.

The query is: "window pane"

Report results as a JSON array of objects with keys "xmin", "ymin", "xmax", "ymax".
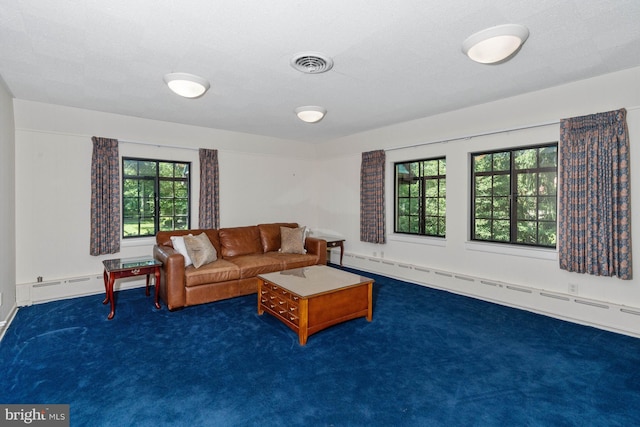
[
  {"xmin": 471, "ymin": 143, "xmax": 557, "ymax": 248},
  {"xmin": 494, "ymin": 196, "xmax": 510, "ymax": 219},
  {"xmin": 394, "ymin": 157, "xmax": 445, "ymax": 237},
  {"xmin": 475, "ymin": 197, "xmax": 491, "ymax": 219},
  {"xmin": 539, "ymin": 197, "xmax": 557, "ymax": 221},
  {"xmin": 539, "ymin": 172, "xmax": 557, "ymax": 195},
  {"xmin": 159, "ymin": 181, "xmax": 173, "ymax": 198},
  {"xmin": 539, "ymin": 222, "xmax": 557, "ymax": 247},
  {"xmin": 122, "ymin": 158, "xmax": 190, "ymax": 238},
  {"xmin": 517, "ymin": 172, "xmax": 537, "ymax": 196},
  {"xmin": 475, "ymin": 176, "xmax": 492, "ymax": 196},
  {"xmin": 139, "ymin": 161, "xmax": 156, "ymax": 176},
  {"xmin": 539, "ymin": 146, "xmax": 557, "ymax": 168},
  {"xmin": 493, "ymin": 152, "xmax": 510, "ymax": 171},
  {"xmin": 493, "ymin": 220, "xmax": 510, "ymax": 242},
  {"xmin": 123, "ymin": 160, "xmax": 138, "ymax": 176},
  {"xmin": 493, "ymin": 175, "xmax": 510, "ymax": 195},
  {"xmin": 475, "ymin": 219, "xmax": 490, "ymax": 240},
  {"xmin": 159, "ymin": 162, "xmax": 174, "ymax": 177},
  {"xmin": 516, "ymin": 221, "xmax": 537, "ymax": 244},
  {"xmin": 474, "ymin": 154, "xmax": 492, "ymax": 172},
  {"xmin": 514, "ymin": 148, "xmax": 537, "ymax": 170},
  {"xmin": 424, "ymin": 179, "xmax": 438, "ymax": 197}
]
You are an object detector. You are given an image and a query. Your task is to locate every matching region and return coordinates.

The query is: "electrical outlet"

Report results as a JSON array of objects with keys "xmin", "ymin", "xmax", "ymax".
[
  {"xmin": 373, "ymin": 251, "xmax": 377, "ymax": 257},
  {"xmin": 568, "ymin": 283, "xmax": 579, "ymax": 294},
  {"xmin": 381, "ymin": 251, "xmax": 384, "ymax": 259}
]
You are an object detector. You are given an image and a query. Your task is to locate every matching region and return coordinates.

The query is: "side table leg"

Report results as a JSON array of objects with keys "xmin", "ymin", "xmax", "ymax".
[
  {"xmin": 154, "ymin": 267, "xmax": 161, "ymax": 309},
  {"xmin": 145, "ymin": 274, "xmax": 150, "ymax": 296},
  {"xmin": 102, "ymin": 270, "xmax": 109, "ymax": 305},
  {"xmin": 338, "ymin": 242, "xmax": 344, "ymax": 266},
  {"xmin": 107, "ymin": 276, "xmax": 116, "ymax": 320}
]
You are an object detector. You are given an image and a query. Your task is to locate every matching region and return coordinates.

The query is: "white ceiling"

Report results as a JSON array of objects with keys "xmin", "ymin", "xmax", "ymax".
[{"xmin": 1, "ymin": 0, "xmax": 640, "ymax": 143}]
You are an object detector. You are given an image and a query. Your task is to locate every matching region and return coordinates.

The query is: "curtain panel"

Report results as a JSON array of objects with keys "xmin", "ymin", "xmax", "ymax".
[
  {"xmin": 198, "ymin": 148, "xmax": 220, "ymax": 229},
  {"xmin": 360, "ymin": 150, "xmax": 386, "ymax": 244},
  {"xmin": 90, "ymin": 136, "xmax": 120, "ymax": 255},
  {"xmin": 558, "ymin": 108, "xmax": 632, "ymax": 279}
]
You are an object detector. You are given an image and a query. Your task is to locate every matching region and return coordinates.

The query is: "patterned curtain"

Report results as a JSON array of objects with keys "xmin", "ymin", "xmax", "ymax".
[
  {"xmin": 199, "ymin": 148, "xmax": 220, "ymax": 229},
  {"xmin": 360, "ymin": 150, "xmax": 386, "ymax": 244},
  {"xmin": 90, "ymin": 136, "xmax": 120, "ymax": 255},
  {"xmin": 558, "ymin": 108, "xmax": 632, "ymax": 279}
]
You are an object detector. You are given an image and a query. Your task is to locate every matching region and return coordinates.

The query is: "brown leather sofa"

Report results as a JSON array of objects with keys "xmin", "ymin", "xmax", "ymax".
[{"xmin": 153, "ymin": 223, "xmax": 327, "ymax": 310}]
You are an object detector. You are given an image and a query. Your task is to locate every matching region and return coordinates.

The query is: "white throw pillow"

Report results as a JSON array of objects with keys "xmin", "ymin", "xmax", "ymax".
[{"xmin": 170, "ymin": 235, "xmax": 193, "ymax": 267}]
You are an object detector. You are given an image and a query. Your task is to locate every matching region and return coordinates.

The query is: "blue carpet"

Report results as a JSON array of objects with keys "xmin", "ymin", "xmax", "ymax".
[{"xmin": 1, "ymin": 267, "xmax": 640, "ymax": 426}]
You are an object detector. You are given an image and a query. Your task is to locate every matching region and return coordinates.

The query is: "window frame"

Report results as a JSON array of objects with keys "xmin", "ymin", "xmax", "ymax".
[
  {"xmin": 470, "ymin": 142, "xmax": 558, "ymax": 248},
  {"xmin": 121, "ymin": 157, "xmax": 191, "ymax": 239},
  {"xmin": 394, "ymin": 156, "xmax": 447, "ymax": 238}
]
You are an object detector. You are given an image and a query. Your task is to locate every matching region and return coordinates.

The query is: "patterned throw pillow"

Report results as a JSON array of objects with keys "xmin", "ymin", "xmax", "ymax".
[
  {"xmin": 170, "ymin": 235, "xmax": 193, "ymax": 267},
  {"xmin": 183, "ymin": 233, "xmax": 217, "ymax": 268},
  {"xmin": 280, "ymin": 226, "xmax": 307, "ymax": 254}
]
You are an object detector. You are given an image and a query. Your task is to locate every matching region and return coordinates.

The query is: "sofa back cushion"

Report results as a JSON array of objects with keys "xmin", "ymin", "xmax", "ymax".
[
  {"xmin": 258, "ymin": 223, "xmax": 298, "ymax": 253},
  {"xmin": 156, "ymin": 229, "xmax": 221, "ymax": 256},
  {"xmin": 218, "ymin": 225, "xmax": 263, "ymax": 258}
]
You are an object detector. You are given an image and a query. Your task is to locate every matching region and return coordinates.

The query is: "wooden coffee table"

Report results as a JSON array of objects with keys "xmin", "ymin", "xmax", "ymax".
[{"xmin": 258, "ymin": 265, "xmax": 374, "ymax": 345}]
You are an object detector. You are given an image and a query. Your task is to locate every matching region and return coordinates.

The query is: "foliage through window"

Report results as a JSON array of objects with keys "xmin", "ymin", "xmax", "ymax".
[
  {"xmin": 471, "ymin": 143, "xmax": 557, "ymax": 247},
  {"xmin": 122, "ymin": 158, "xmax": 190, "ymax": 238},
  {"xmin": 395, "ymin": 157, "xmax": 446, "ymax": 237}
]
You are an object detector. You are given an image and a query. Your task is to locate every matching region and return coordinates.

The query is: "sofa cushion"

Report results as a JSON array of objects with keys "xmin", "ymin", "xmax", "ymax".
[
  {"xmin": 219, "ymin": 226, "xmax": 263, "ymax": 258},
  {"xmin": 156, "ymin": 229, "xmax": 221, "ymax": 256},
  {"xmin": 185, "ymin": 259, "xmax": 240, "ymax": 287},
  {"xmin": 184, "ymin": 233, "xmax": 218, "ymax": 268},
  {"xmin": 280, "ymin": 226, "xmax": 307, "ymax": 254},
  {"xmin": 227, "ymin": 254, "xmax": 284, "ymax": 279},
  {"xmin": 258, "ymin": 223, "xmax": 298, "ymax": 253},
  {"xmin": 264, "ymin": 252, "xmax": 319, "ymax": 270},
  {"xmin": 170, "ymin": 235, "xmax": 193, "ymax": 267}
]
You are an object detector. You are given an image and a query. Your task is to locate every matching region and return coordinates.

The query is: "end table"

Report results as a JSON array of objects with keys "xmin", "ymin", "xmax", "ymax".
[
  {"xmin": 313, "ymin": 235, "xmax": 345, "ymax": 266},
  {"xmin": 102, "ymin": 256, "xmax": 162, "ymax": 320}
]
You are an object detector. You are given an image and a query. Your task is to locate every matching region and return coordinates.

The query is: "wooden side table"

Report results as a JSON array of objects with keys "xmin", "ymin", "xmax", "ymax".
[
  {"xmin": 102, "ymin": 256, "xmax": 162, "ymax": 320},
  {"xmin": 313, "ymin": 235, "xmax": 345, "ymax": 266}
]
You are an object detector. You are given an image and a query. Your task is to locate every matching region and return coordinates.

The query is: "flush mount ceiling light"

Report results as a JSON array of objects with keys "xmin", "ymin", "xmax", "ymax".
[
  {"xmin": 163, "ymin": 72, "xmax": 210, "ymax": 98},
  {"xmin": 295, "ymin": 106, "xmax": 327, "ymax": 123},
  {"xmin": 462, "ymin": 24, "xmax": 529, "ymax": 64}
]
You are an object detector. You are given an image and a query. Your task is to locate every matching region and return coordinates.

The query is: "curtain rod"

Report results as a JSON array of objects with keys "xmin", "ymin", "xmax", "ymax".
[
  {"xmin": 385, "ymin": 105, "xmax": 640, "ymax": 152},
  {"xmin": 385, "ymin": 119, "xmax": 560, "ymax": 152},
  {"xmin": 120, "ymin": 139, "xmax": 200, "ymax": 152}
]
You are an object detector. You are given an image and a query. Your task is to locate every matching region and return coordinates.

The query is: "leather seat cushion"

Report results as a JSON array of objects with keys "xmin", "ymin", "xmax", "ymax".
[
  {"xmin": 185, "ymin": 259, "xmax": 240, "ymax": 287},
  {"xmin": 227, "ymin": 255, "xmax": 284, "ymax": 279}
]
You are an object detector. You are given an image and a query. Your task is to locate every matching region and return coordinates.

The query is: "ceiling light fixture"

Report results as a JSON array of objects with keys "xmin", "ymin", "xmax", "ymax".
[
  {"xmin": 462, "ymin": 24, "xmax": 529, "ymax": 64},
  {"xmin": 295, "ymin": 106, "xmax": 326, "ymax": 123},
  {"xmin": 163, "ymin": 72, "xmax": 210, "ymax": 98}
]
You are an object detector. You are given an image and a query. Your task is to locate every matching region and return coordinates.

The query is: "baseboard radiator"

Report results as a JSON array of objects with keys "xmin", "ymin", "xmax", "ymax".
[
  {"xmin": 338, "ymin": 252, "xmax": 640, "ymax": 338},
  {"xmin": 16, "ymin": 274, "xmax": 147, "ymax": 306}
]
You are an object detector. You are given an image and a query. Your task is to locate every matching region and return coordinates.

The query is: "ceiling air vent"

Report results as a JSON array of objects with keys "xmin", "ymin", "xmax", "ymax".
[{"xmin": 290, "ymin": 52, "xmax": 334, "ymax": 74}]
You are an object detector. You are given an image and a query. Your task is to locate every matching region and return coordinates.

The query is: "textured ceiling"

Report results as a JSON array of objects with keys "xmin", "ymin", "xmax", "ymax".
[{"xmin": 1, "ymin": 0, "xmax": 640, "ymax": 143}]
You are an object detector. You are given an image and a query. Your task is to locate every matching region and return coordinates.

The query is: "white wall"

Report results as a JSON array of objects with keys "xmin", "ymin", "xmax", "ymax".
[
  {"xmin": 13, "ymin": 101, "xmax": 320, "ymax": 286},
  {"xmin": 0, "ymin": 77, "xmax": 16, "ymax": 329},
  {"xmin": 316, "ymin": 66, "xmax": 640, "ymax": 335}
]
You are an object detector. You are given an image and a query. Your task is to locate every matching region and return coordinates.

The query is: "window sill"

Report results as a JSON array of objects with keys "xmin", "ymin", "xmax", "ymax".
[
  {"xmin": 464, "ymin": 241, "xmax": 557, "ymax": 260},
  {"xmin": 387, "ymin": 233, "xmax": 446, "ymax": 247},
  {"xmin": 121, "ymin": 237, "xmax": 156, "ymax": 248}
]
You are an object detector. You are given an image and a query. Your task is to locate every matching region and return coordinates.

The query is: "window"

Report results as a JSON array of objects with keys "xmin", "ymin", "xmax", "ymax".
[
  {"xmin": 471, "ymin": 143, "xmax": 557, "ymax": 247},
  {"xmin": 395, "ymin": 157, "xmax": 446, "ymax": 237},
  {"xmin": 122, "ymin": 158, "xmax": 191, "ymax": 238}
]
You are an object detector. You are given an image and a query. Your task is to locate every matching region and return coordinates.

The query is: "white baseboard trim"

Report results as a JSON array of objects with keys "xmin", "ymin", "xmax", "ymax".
[
  {"xmin": 0, "ymin": 303, "xmax": 19, "ymax": 342},
  {"xmin": 339, "ymin": 251, "xmax": 640, "ymax": 339}
]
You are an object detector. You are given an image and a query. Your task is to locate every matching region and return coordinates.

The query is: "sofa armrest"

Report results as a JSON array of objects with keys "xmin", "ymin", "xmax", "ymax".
[
  {"xmin": 304, "ymin": 237, "xmax": 327, "ymax": 265},
  {"xmin": 153, "ymin": 244, "xmax": 186, "ymax": 310}
]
